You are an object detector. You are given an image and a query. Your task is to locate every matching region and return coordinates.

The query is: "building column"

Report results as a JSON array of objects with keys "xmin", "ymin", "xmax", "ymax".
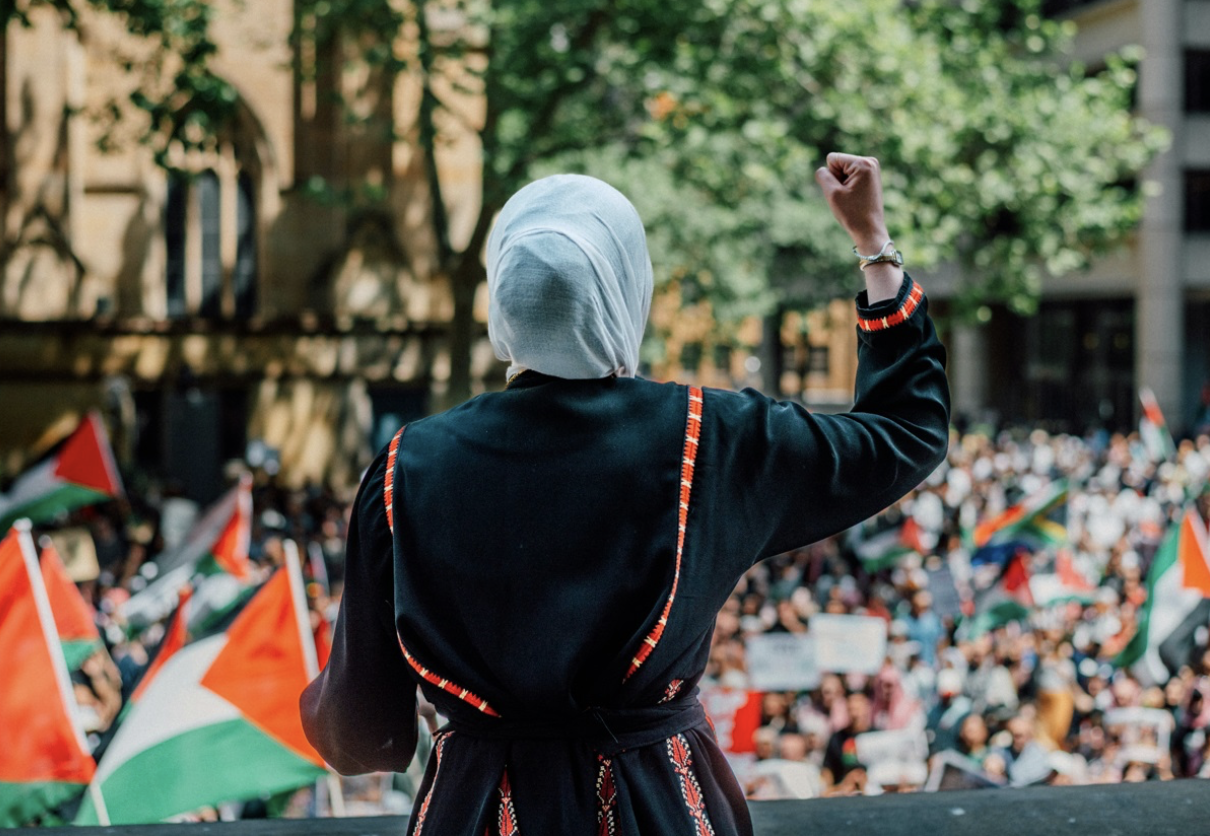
[
  {"xmin": 950, "ymin": 322, "xmax": 989, "ymax": 426},
  {"xmin": 1137, "ymin": 0, "xmax": 1186, "ymax": 432}
]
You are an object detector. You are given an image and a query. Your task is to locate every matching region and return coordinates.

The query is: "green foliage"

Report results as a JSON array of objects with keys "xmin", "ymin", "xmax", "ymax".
[
  {"xmin": 5, "ymin": 0, "xmax": 237, "ymax": 167},
  {"xmin": 17, "ymin": 0, "xmax": 1164, "ymax": 340},
  {"xmin": 601, "ymin": 0, "xmax": 1167, "ymax": 317}
]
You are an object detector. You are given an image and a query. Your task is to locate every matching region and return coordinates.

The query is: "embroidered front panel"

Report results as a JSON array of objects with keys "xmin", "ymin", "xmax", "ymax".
[
  {"xmin": 496, "ymin": 767, "xmax": 520, "ymax": 836},
  {"xmin": 596, "ymin": 756, "xmax": 618, "ymax": 836},
  {"xmin": 857, "ymin": 279, "xmax": 924, "ymax": 333},
  {"xmin": 396, "ymin": 634, "xmax": 501, "ymax": 717},
  {"xmin": 411, "ymin": 731, "xmax": 450, "ymax": 836},
  {"xmin": 667, "ymin": 734, "xmax": 715, "ymax": 836},
  {"xmin": 384, "ymin": 426, "xmax": 405, "ymax": 533},
  {"xmin": 625, "ymin": 386, "xmax": 704, "ymax": 680},
  {"xmin": 659, "ymin": 679, "xmax": 684, "ymax": 704}
]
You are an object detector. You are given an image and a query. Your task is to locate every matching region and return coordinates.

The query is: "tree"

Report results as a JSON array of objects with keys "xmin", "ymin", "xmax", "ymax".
[
  {"xmin": 6, "ymin": 0, "xmax": 1164, "ymax": 404},
  {"xmin": 337, "ymin": 0, "xmax": 1164, "ymax": 401}
]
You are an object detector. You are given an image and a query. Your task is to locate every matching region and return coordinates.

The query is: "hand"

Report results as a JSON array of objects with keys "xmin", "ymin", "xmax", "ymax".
[{"xmin": 814, "ymin": 153, "xmax": 890, "ymax": 253}]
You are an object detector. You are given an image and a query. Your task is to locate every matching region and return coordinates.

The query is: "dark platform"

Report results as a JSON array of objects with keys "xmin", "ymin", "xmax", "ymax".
[{"xmin": 42, "ymin": 779, "xmax": 1210, "ymax": 835}]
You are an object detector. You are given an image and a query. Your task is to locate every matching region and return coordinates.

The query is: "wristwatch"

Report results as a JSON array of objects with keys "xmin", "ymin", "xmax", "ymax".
[{"xmin": 853, "ymin": 240, "xmax": 904, "ymax": 270}]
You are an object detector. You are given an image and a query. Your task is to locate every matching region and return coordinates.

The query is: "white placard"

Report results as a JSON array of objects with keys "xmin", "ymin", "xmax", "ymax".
[
  {"xmin": 745, "ymin": 632, "xmax": 820, "ymax": 691},
  {"xmin": 854, "ymin": 727, "xmax": 928, "ymax": 767},
  {"xmin": 810, "ymin": 613, "xmax": 887, "ymax": 674}
]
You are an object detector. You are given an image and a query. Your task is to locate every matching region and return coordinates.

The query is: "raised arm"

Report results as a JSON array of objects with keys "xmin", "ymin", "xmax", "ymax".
[
  {"xmin": 299, "ymin": 448, "xmax": 418, "ymax": 775},
  {"xmin": 698, "ymin": 152, "xmax": 950, "ymax": 566}
]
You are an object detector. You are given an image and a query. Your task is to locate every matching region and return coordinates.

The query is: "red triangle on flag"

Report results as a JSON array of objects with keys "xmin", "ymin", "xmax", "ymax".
[
  {"xmin": 199, "ymin": 569, "xmax": 324, "ymax": 766},
  {"xmin": 131, "ymin": 587, "xmax": 192, "ymax": 704},
  {"xmin": 1003, "ymin": 551, "xmax": 1035, "ymax": 607},
  {"xmin": 1179, "ymin": 509, "xmax": 1210, "ymax": 597},
  {"xmin": 211, "ymin": 476, "xmax": 253, "ymax": 581},
  {"xmin": 52, "ymin": 412, "xmax": 124, "ymax": 499},
  {"xmin": 0, "ymin": 529, "xmax": 96, "ymax": 785},
  {"xmin": 39, "ymin": 539, "xmax": 100, "ymax": 645}
]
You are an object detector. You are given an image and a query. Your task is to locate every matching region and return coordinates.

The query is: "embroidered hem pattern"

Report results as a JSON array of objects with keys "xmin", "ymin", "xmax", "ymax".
[
  {"xmin": 668, "ymin": 734, "xmax": 716, "ymax": 836},
  {"xmin": 495, "ymin": 768, "xmax": 520, "ymax": 836},
  {"xmin": 411, "ymin": 731, "xmax": 450, "ymax": 836},
  {"xmin": 385, "ymin": 426, "xmax": 501, "ymax": 718},
  {"xmin": 596, "ymin": 756, "xmax": 618, "ymax": 836},
  {"xmin": 626, "ymin": 386, "xmax": 704, "ymax": 680},
  {"xmin": 857, "ymin": 279, "xmax": 924, "ymax": 332}
]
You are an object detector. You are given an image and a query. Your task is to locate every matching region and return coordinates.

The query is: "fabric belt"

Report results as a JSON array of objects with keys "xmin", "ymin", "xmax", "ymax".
[{"xmin": 443, "ymin": 693, "xmax": 707, "ymax": 755}]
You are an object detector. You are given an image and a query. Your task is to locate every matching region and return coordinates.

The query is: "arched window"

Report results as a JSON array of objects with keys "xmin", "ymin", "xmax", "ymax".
[{"xmin": 163, "ymin": 151, "xmax": 260, "ymax": 319}]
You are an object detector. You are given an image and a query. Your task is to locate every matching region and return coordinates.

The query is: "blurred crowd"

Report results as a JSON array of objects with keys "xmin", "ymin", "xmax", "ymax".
[
  {"xmin": 705, "ymin": 427, "xmax": 1210, "ymax": 799},
  {"xmin": 48, "ymin": 424, "xmax": 1210, "ymax": 812}
]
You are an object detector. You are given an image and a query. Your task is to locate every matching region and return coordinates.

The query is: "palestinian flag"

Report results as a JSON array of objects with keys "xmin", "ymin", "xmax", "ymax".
[
  {"xmin": 76, "ymin": 549, "xmax": 325, "ymax": 824},
  {"xmin": 851, "ymin": 517, "xmax": 921, "ymax": 572},
  {"xmin": 1117, "ymin": 509, "xmax": 1210, "ymax": 685},
  {"xmin": 1029, "ymin": 548, "xmax": 1098, "ymax": 608},
  {"xmin": 39, "ymin": 537, "xmax": 103, "ymax": 670},
  {"xmin": 1178, "ymin": 507, "xmax": 1210, "ymax": 597},
  {"xmin": 122, "ymin": 474, "xmax": 254, "ymax": 629},
  {"xmin": 958, "ymin": 550, "xmax": 1034, "ymax": 639},
  {"xmin": 0, "ymin": 525, "xmax": 97, "ymax": 826},
  {"xmin": 971, "ymin": 480, "xmax": 1068, "ymax": 566},
  {"xmin": 129, "ymin": 587, "xmax": 192, "ymax": 707},
  {"xmin": 1139, "ymin": 386, "xmax": 1177, "ymax": 463},
  {"xmin": 0, "ymin": 412, "xmax": 124, "ymax": 530}
]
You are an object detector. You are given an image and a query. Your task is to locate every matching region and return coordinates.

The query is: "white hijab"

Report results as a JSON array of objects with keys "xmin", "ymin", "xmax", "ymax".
[{"xmin": 486, "ymin": 174, "xmax": 653, "ymax": 381}]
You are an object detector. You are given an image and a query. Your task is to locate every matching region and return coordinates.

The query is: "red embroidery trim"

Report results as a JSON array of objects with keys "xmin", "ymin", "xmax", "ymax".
[
  {"xmin": 384, "ymin": 426, "xmax": 405, "ymax": 533},
  {"xmin": 626, "ymin": 386, "xmax": 703, "ymax": 680},
  {"xmin": 668, "ymin": 734, "xmax": 716, "ymax": 836},
  {"xmin": 412, "ymin": 731, "xmax": 450, "ymax": 836},
  {"xmin": 497, "ymin": 768, "xmax": 520, "ymax": 836},
  {"xmin": 384, "ymin": 425, "xmax": 500, "ymax": 718},
  {"xmin": 857, "ymin": 279, "xmax": 924, "ymax": 332},
  {"xmin": 396, "ymin": 634, "xmax": 501, "ymax": 717},
  {"xmin": 660, "ymin": 679, "xmax": 685, "ymax": 704},
  {"xmin": 596, "ymin": 756, "xmax": 618, "ymax": 836}
]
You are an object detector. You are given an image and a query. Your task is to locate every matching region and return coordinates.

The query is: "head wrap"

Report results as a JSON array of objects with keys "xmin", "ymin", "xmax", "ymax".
[{"xmin": 486, "ymin": 174, "xmax": 653, "ymax": 380}]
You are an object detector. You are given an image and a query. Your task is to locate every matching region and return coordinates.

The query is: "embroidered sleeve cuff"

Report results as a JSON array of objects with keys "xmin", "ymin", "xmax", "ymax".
[{"xmin": 855, "ymin": 275, "xmax": 924, "ymax": 333}]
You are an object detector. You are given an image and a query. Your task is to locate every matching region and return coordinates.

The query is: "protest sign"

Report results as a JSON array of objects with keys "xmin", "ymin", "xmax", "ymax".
[
  {"xmin": 811, "ymin": 613, "xmax": 887, "ymax": 674},
  {"xmin": 745, "ymin": 633, "xmax": 820, "ymax": 691},
  {"xmin": 854, "ymin": 727, "xmax": 928, "ymax": 767}
]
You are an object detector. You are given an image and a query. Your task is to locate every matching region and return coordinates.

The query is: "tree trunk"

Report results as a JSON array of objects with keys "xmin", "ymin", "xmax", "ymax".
[{"xmin": 444, "ymin": 255, "xmax": 481, "ymax": 408}]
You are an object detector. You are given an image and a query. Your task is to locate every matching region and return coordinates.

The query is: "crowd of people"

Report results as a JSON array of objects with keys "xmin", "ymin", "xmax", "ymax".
[
  {"xmin": 704, "ymin": 426, "xmax": 1210, "ymax": 799},
  {"xmin": 47, "ymin": 422, "xmax": 1210, "ymax": 815}
]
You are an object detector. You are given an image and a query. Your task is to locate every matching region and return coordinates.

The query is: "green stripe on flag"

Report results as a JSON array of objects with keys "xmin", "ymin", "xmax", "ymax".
[
  {"xmin": 0, "ymin": 484, "xmax": 113, "ymax": 530},
  {"xmin": 60, "ymin": 638, "xmax": 103, "ymax": 671},
  {"xmin": 1115, "ymin": 525, "xmax": 1180, "ymax": 670},
  {"xmin": 0, "ymin": 779, "xmax": 85, "ymax": 826},
  {"xmin": 76, "ymin": 719, "xmax": 325, "ymax": 825}
]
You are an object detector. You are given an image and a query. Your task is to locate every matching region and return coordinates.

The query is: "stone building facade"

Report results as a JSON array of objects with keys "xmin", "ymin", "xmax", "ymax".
[{"xmin": 0, "ymin": 1, "xmax": 496, "ymax": 500}]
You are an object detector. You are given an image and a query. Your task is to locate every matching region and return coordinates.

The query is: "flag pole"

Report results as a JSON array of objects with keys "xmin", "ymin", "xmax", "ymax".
[
  {"xmin": 283, "ymin": 539, "xmax": 345, "ymax": 818},
  {"xmin": 15, "ymin": 520, "xmax": 109, "ymax": 825}
]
